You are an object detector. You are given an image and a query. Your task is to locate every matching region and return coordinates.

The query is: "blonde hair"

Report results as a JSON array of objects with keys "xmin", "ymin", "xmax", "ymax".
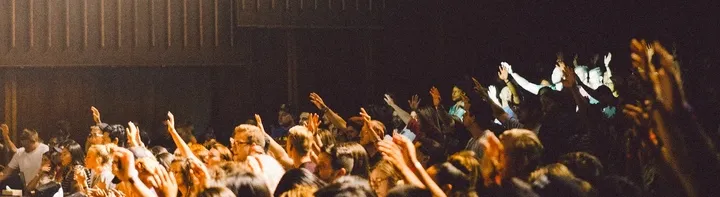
[
  {"xmin": 372, "ymin": 160, "xmax": 402, "ymax": 188},
  {"xmin": 288, "ymin": 126, "xmax": 315, "ymax": 156},
  {"xmin": 89, "ymin": 144, "xmax": 116, "ymax": 165},
  {"xmin": 233, "ymin": 124, "xmax": 266, "ymax": 147},
  {"xmin": 448, "ymin": 151, "xmax": 482, "ymax": 190},
  {"xmin": 279, "ymin": 185, "xmax": 318, "ymax": 197}
]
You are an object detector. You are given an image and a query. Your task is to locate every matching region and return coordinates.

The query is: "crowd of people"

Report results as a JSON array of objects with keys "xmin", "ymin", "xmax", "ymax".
[{"xmin": 0, "ymin": 39, "xmax": 717, "ymax": 197}]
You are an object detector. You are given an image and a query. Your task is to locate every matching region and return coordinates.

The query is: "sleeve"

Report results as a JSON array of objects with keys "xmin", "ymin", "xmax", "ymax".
[
  {"xmin": 503, "ymin": 117, "xmax": 524, "ymax": 130},
  {"xmin": 7, "ymin": 152, "xmax": 19, "ymax": 170},
  {"xmin": 511, "ymin": 73, "xmax": 542, "ymax": 95}
]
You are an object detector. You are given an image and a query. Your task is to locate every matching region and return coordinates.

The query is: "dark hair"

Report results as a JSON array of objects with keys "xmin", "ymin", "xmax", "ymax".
[
  {"xmin": 274, "ymin": 168, "xmax": 327, "ymax": 197},
  {"xmin": 500, "ymin": 129, "xmax": 544, "ymax": 180},
  {"xmin": 156, "ymin": 152, "xmax": 175, "ymax": 171},
  {"xmin": 104, "ymin": 124, "xmax": 127, "ymax": 148},
  {"xmin": 531, "ymin": 174, "xmax": 586, "ymax": 197},
  {"xmin": 224, "ymin": 172, "xmax": 271, "ymax": 197},
  {"xmin": 558, "ymin": 152, "xmax": 603, "ymax": 183},
  {"xmin": 364, "ymin": 104, "xmax": 394, "ymax": 133},
  {"xmin": 327, "ymin": 142, "xmax": 370, "ymax": 179},
  {"xmin": 466, "ymin": 96, "xmax": 495, "ymax": 128},
  {"xmin": 314, "ymin": 176, "xmax": 377, "ymax": 197},
  {"xmin": 150, "ymin": 146, "xmax": 169, "ymax": 156},
  {"xmin": 55, "ymin": 120, "xmax": 72, "ymax": 138},
  {"xmin": 387, "ymin": 185, "xmax": 432, "ymax": 197},
  {"xmin": 595, "ymin": 175, "xmax": 642, "ymax": 197},
  {"xmin": 195, "ymin": 186, "xmax": 236, "ymax": 197},
  {"xmin": 316, "ymin": 129, "xmax": 336, "ymax": 149},
  {"xmin": 416, "ymin": 137, "xmax": 446, "ymax": 167},
  {"xmin": 432, "ymin": 162, "xmax": 477, "ymax": 197},
  {"xmin": 63, "ymin": 141, "xmax": 86, "ymax": 166}
]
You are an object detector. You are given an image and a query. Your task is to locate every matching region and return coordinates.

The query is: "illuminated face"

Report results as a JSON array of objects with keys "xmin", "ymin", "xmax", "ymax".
[
  {"xmin": 575, "ymin": 67, "xmax": 589, "ymax": 84},
  {"xmin": 232, "ymin": 132, "xmax": 253, "ymax": 161},
  {"xmin": 551, "ymin": 66, "xmax": 563, "ymax": 85},
  {"xmin": 85, "ymin": 148, "xmax": 98, "ymax": 169},
  {"xmin": 278, "ymin": 112, "xmax": 294, "ymax": 126},
  {"xmin": 208, "ymin": 148, "xmax": 222, "ymax": 166},
  {"xmin": 499, "ymin": 87, "xmax": 511, "ymax": 102},
  {"xmin": 451, "ymin": 86, "xmax": 465, "ymax": 102},
  {"xmin": 588, "ymin": 69, "xmax": 603, "ymax": 89},
  {"xmin": 88, "ymin": 127, "xmax": 104, "ymax": 145},
  {"xmin": 370, "ymin": 168, "xmax": 392, "ymax": 197},
  {"xmin": 61, "ymin": 148, "xmax": 72, "ymax": 166}
]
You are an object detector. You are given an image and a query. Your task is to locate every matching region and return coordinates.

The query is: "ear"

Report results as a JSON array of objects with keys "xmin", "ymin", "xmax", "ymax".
[
  {"xmin": 442, "ymin": 184, "xmax": 453, "ymax": 193},
  {"xmin": 113, "ymin": 137, "xmax": 119, "ymax": 144},
  {"xmin": 335, "ymin": 168, "xmax": 347, "ymax": 179}
]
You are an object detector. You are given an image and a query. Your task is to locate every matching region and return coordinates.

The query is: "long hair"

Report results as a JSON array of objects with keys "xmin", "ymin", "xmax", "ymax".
[
  {"xmin": 328, "ymin": 142, "xmax": 371, "ymax": 179},
  {"xmin": 274, "ymin": 168, "xmax": 327, "ymax": 197},
  {"xmin": 224, "ymin": 172, "xmax": 271, "ymax": 197},
  {"xmin": 63, "ymin": 141, "xmax": 86, "ymax": 166}
]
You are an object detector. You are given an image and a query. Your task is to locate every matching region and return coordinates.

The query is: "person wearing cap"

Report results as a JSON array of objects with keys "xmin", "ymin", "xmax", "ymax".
[{"xmin": 0, "ymin": 128, "xmax": 50, "ymax": 187}]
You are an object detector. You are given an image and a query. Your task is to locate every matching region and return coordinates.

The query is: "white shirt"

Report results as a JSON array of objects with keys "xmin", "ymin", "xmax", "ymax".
[{"xmin": 8, "ymin": 143, "xmax": 49, "ymax": 185}]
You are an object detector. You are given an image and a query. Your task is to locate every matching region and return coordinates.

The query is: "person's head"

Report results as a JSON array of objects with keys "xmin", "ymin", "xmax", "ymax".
[
  {"xmin": 279, "ymin": 185, "xmax": 319, "ymax": 197},
  {"xmin": 531, "ymin": 174, "xmax": 587, "ymax": 197},
  {"xmin": 56, "ymin": 120, "xmax": 71, "ymax": 139},
  {"xmin": 574, "ymin": 66, "xmax": 589, "ymax": 84},
  {"xmin": 61, "ymin": 141, "xmax": 85, "ymax": 167},
  {"xmin": 279, "ymin": 104, "xmax": 296, "ymax": 127},
  {"xmin": 208, "ymin": 143, "xmax": 232, "ymax": 166},
  {"xmin": 386, "ymin": 185, "xmax": 432, "ymax": 197},
  {"xmin": 191, "ymin": 143, "xmax": 210, "ymax": 164},
  {"xmin": 19, "ymin": 128, "xmax": 40, "ymax": 150},
  {"xmin": 414, "ymin": 138, "xmax": 446, "ymax": 167},
  {"xmin": 360, "ymin": 120, "xmax": 385, "ymax": 146},
  {"xmin": 314, "ymin": 176, "xmax": 377, "ymax": 197},
  {"xmin": 170, "ymin": 158, "xmax": 194, "ymax": 192},
  {"xmin": 452, "ymin": 86, "xmax": 467, "ymax": 102},
  {"xmin": 150, "ymin": 146, "xmax": 169, "ymax": 156},
  {"xmin": 286, "ymin": 126, "xmax": 315, "ymax": 160},
  {"xmin": 274, "ymin": 168, "xmax": 327, "ymax": 197},
  {"xmin": 448, "ymin": 151, "xmax": 482, "ymax": 191},
  {"xmin": 86, "ymin": 144, "xmax": 113, "ymax": 170},
  {"xmin": 558, "ymin": 152, "xmax": 603, "ymax": 183},
  {"xmin": 499, "ymin": 129, "xmax": 543, "ymax": 180},
  {"xmin": 317, "ymin": 142, "xmax": 370, "ymax": 182},
  {"xmin": 232, "ymin": 124, "xmax": 266, "ymax": 161},
  {"xmin": 88, "ymin": 126, "xmax": 104, "ymax": 145},
  {"xmin": 551, "ymin": 66, "xmax": 564, "ymax": 85},
  {"xmin": 316, "ymin": 129, "xmax": 336, "ymax": 149},
  {"xmin": 104, "ymin": 124, "xmax": 127, "ymax": 148},
  {"xmin": 528, "ymin": 163, "xmax": 576, "ymax": 184},
  {"xmin": 515, "ymin": 96, "xmax": 542, "ymax": 126},
  {"xmin": 194, "ymin": 186, "xmax": 236, "ymax": 197},
  {"xmin": 426, "ymin": 162, "xmax": 477, "ymax": 197},
  {"xmin": 370, "ymin": 160, "xmax": 402, "ymax": 197},
  {"xmin": 299, "ymin": 112, "xmax": 311, "ymax": 125},
  {"xmin": 224, "ymin": 172, "xmax": 272, "ymax": 197},
  {"xmin": 588, "ymin": 67, "xmax": 603, "ymax": 89},
  {"xmin": 156, "ymin": 152, "xmax": 175, "ymax": 171},
  {"xmin": 462, "ymin": 96, "xmax": 495, "ymax": 130},
  {"xmin": 595, "ymin": 175, "xmax": 642, "ymax": 197}
]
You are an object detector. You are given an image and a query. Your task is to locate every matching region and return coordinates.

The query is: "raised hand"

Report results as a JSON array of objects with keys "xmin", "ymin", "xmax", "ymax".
[
  {"xmin": 254, "ymin": 114, "xmax": 268, "ymax": 135},
  {"xmin": 165, "ymin": 112, "xmax": 176, "ymax": 131},
  {"xmin": 126, "ymin": 122, "xmax": 140, "ymax": 147},
  {"xmin": 604, "ymin": 52, "xmax": 612, "ymax": 68},
  {"xmin": 360, "ymin": 108, "xmax": 381, "ymax": 141},
  {"xmin": 558, "ymin": 60, "xmax": 576, "ymax": 88},
  {"xmin": 498, "ymin": 66, "xmax": 510, "ymax": 82},
  {"xmin": 150, "ymin": 165, "xmax": 178, "ymax": 197},
  {"xmin": 429, "ymin": 86, "xmax": 441, "ymax": 107},
  {"xmin": 471, "ymin": 77, "xmax": 490, "ymax": 99},
  {"xmin": 1, "ymin": 124, "xmax": 8, "ymax": 137},
  {"xmin": 91, "ymin": 106, "xmax": 102, "ymax": 124},
  {"xmin": 377, "ymin": 140, "xmax": 408, "ymax": 169},
  {"xmin": 501, "ymin": 62, "xmax": 514, "ymax": 74},
  {"xmin": 383, "ymin": 94, "xmax": 396, "ymax": 106},
  {"xmin": 408, "ymin": 94, "xmax": 421, "ymax": 111},
  {"xmin": 309, "ymin": 93, "xmax": 328, "ymax": 110},
  {"xmin": 306, "ymin": 113, "xmax": 320, "ymax": 133},
  {"xmin": 111, "ymin": 147, "xmax": 139, "ymax": 182}
]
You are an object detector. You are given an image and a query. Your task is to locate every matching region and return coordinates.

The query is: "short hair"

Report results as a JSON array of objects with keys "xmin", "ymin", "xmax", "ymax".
[
  {"xmin": 387, "ymin": 185, "xmax": 432, "ymax": 197},
  {"xmin": 209, "ymin": 143, "xmax": 233, "ymax": 162},
  {"xmin": 558, "ymin": 152, "xmax": 603, "ymax": 183},
  {"xmin": 19, "ymin": 128, "xmax": 40, "ymax": 142},
  {"xmin": 233, "ymin": 124, "xmax": 266, "ymax": 148},
  {"xmin": 314, "ymin": 176, "xmax": 377, "ymax": 197},
  {"xmin": 316, "ymin": 129, "xmax": 336, "ymax": 149},
  {"xmin": 274, "ymin": 168, "xmax": 326, "ymax": 197},
  {"xmin": 150, "ymin": 146, "xmax": 169, "ymax": 156},
  {"xmin": 448, "ymin": 151, "xmax": 482, "ymax": 191},
  {"xmin": 287, "ymin": 126, "xmax": 315, "ymax": 156},
  {"xmin": 156, "ymin": 152, "xmax": 175, "ymax": 171},
  {"xmin": 88, "ymin": 144, "xmax": 114, "ymax": 165},
  {"xmin": 279, "ymin": 185, "xmax": 318, "ymax": 197},
  {"xmin": 327, "ymin": 142, "xmax": 371, "ymax": 179},
  {"xmin": 432, "ymin": 162, "xmax": 477, "ymax": 196},
  {"xmin": 224, "ymin": 172, "xmax": 271, "ymax": 197},
  {"xmin": 195, "ymin": 186, "xmax": 236, "ymax": 197},
  {"xmin": 371, "ymin": 160, "xmax": 402, "ymax": 189},
  {"xmin": 104, "ymin": 124, "xmax": 128, "ymax": 148},
  {"xmin": 499, "ymin": 129, "xmax": 544, "ymax": 180}
]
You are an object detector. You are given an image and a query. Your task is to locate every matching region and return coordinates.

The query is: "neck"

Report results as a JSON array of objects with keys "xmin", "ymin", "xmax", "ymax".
[
  {"xmin": 93, "ymin": 164, "xmax": 111, "ymax": 173},
  {"xmin": 25, "ymin": 142, "xmax": 38, "ymax": 152},
  {"xmin": 501, "ymin": 100, "xmax": 509, "ymax": 107},
  {"xmin": 293, "ymin": 154, "xmax": 312, "ymax": 167},
  {"xmin": 468, "ymin": 125, "xmax": 487, "ymax": 138}
]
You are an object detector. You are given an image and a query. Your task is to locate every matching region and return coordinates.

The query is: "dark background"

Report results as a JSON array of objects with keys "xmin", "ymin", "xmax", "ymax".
[{"xmin": 0, "ymin": 0, "xmax": 718, "ymax": 149}]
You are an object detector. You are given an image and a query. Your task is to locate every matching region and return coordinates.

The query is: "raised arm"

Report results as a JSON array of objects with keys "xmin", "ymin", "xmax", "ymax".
[
  {"xmin": 559, "ymin": 61, "xmax": 589, "ymax": 117},
  {"xmin": 165, "ymin": 112, "xmax": 198, "ymax": 161},
  {"xmin": 1, "ymin": 124, "xmax": 17, "ymax": 153},
  {"xmin": 500, "ymin": 63, "xmax": 521, "ymax": 105},
  {"xmin": 472, "ymin": 77, "xmax": 512, "ymax": 124},
  {"xmin": 310, "ymin": 93, "xmax": 347, "ymax": 130},
  {"xmin": 383, "ymin": 94, "xmax": 412, "ymax": 124},
  {"xmin": 510, "ymin": 72, "xmax": 543, "ymax": 95},
  {"xmin": 255, "ymin": 114, "xmax": 294, "ymax": 169}
]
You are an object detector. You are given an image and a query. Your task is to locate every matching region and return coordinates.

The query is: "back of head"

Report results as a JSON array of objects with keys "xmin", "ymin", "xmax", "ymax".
[
  {"xmin": 558, "ymin": 152, "xmax": 603, "ymax": 183},
  {"xmin": 596, "ymin": 175, "xmax": 642, "ymax": 197},
  {"xmin": 63, "ymin": 140, "xmax": 86, "ymax": 166},
  {"xmin": 316, "ymin": 129, "xmax": 337, "ymax": 149},
  {"xmin": 156, "ymin": 152, "xmax": 175, "ymax": 170},
  {"xmin": 195, "ymin": 186, "xmax": 237, "ymax": 197},
  {"xmin": 387, "ymin": 185, "xmax": 432, "ymax": 197},
  {"xmin": 288, "ymin": 126, "xmax": 315, "ymax": 156},
  {"xmin": 150, "ymin": 146, "xmax": 169, "ymax": 156},
  {"xmin": 274, "ymin": 168, "xmax": 326, "ymax": 197},
  {"xmin": 433, "ymin": 162, "xmax": 476, "ymax": 196},
  {"xmin": 279, "ymin": 185, "xmax": 319, "ymax": 197},
  {"xmin": 499, "ymin": 129, "xmax": 543, "ymax": 180},
  {"xmin": 329, "ymin": 142, "xmax": 371, "ymax": 179},
  {"xmin": 104, "ymin": 124, "xmax": 127, "ymax": 147},
  {"xmin": 447, "ymin": 151, "xmax": 482, "ymax": 191},
  {"xmin": 531, "ymin": 174, "xmax": 587, "ymax": 197},
  {"xmin": 314, "ymin": 176, "xmax": 377, "ymax": 197},
  {"xmin": 224, "ymin": 172, "xmax": 271, "ymax": 197},
  {"xmin": 20, "ymin": 128, "xmax": 40, "ymax": 144},
  {"xmin": 233, "ymin": 124, "xmax": 266, "ymax": 147}
]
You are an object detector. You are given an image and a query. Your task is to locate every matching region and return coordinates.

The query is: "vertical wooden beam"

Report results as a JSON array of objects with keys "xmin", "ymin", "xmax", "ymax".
[
  {"xmin": 214, "ymin": 0, "xmax": 218, "ymax": 47},
  {"xmin": 118, "ymin": 0, "xmax": 122, "ymax": 48},
  {"xmin": 229, "ymin": 0, "xmax": 234, "ymax": 47},
  {"xmin": 133, "ymin": 0, "xmax": 138, "ymax": 47},
  {"xmin": 3, "ymin": 71, "xmax": 18, "ymax": 143},
  {"xmin": 101, "ymin": 0, "xmax": 106, "ymax": 48},
  {"xmin": 167, "ymin": 0, "xmax": 171, "ymax": 47},
  {"xmin": 66, "ymin": 0, "xmax": 70, "ymax": 48},
  {"xmin": 48, "ymin": 0, "xmax": 52, "ymax": 48},
  {"xmin": 11, "ymin": 0, "xmax": 16, "ymax": 48},
  {"xmin": 285, "ymin": 30, "xmax": 298, "ymax": 107},
  {"xmin": 183, "ymin": 0, "xmax": 187, "ymax": 47},
  {"xmin": 364, "ymin": 30, "xmax": 374, "ymax": 100},
  {"xmin": 199, "ymin": 0, "xmax": 203, "ymax": 47},
  {"xmin": 84, "ymin": 0, "xmax": 88, "ymax": 48},
  {"xmin": 150, "ymin": 0, "xmax": 155, "ymax": 47},
  {"xmin": 30, "ymin": 0, "xmax": 34, "ymax": 48}
]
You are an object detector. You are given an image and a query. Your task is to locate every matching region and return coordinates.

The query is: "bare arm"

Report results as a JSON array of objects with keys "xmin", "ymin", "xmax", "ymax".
[
  {"xmin": 165, "ymin": 112, "xmax": 199, "ymax": 161},
  {"xmin": 471, "ymin": 78, "xmax": 512, "ymax": 123},
  {"xmin": 310, "ymin": 93, "xmax": 347, "ymax": 130},
  {"xmin": 255, "ymin": 114, "xmax": 294, "ymax": 169},
  {"xmin": 1, "ymin": 124, "xmax": 17, "ymax": 153},
  {"xmin": 384, "ymin": 94, "xmax": 412, "ymax": 124}
]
